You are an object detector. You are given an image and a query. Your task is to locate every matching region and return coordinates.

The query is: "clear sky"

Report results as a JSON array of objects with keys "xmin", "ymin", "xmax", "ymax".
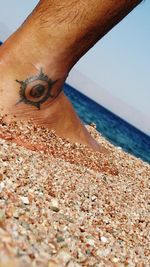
[
  {"xmin": 0, "ymin": 0, "xmax": 150, "ymax": 135},
  {"xmin": 73, "ymin": 0, "xmax": 150, "ymax": 117}
]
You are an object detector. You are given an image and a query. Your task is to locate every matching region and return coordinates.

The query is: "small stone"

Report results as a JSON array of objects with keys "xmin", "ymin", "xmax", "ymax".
[
  {"xmin": 90, "ymin": 123, "xmax": 97, "ymax": 129},
  {"xmin": 112, "ymin": 257, "xmax": 119, "ymax": 263},
  {"xmin": 0, "ymin": 209, "xmax": 6, "ymax": 221},
  {"xmin": 50, "ymin": 206, "xmax": 60, "ymax": 212},
  {"xmin": 77, "ymin": 250, "xmax": 86, "ymax": 262},
  {"xmin": 99, "ymin": 208, "xmax": 104, "ymax": 214},
  {"xmin": 13, "ymin": 211, "xmax": 20, "ymax": 219},
  {"xmin": 0, "ymin": 173, "xmax": 3, "ymax": 181},
  {"xmin": 50, "ymin": 198, "xmax": 60, "ymax": 212},
  {"xmin": 48, "ymin": 259, "xmax": 60, "ymax": 267},
  {"xmin": 57, "ymin": 250, "xmax": 72, "ymax": 264},
  {"xmin": 100, "ymin": 236, "xmax": 108, "ymax": 243},
  {"xmin": 85, "ymin": 249, "xmax": 91, "ymax": 255},
  {"xmin": 97, "ymin": 248, "xmax": 111, "ymax": 257},
  {"xmin": 91, "ymin": 195, "xmax": 97, "ymax": 201},
  {"xmin": 57, "ymin": 236, "xmax": 65, "ymax": 243},
  {"xmin": 86, "ymin": 238, "xmax": 95, "ymax": 246},
  {"xmin": 51, "ymin": 198, "xmax": 59, "ymax": 207},
  {"xmin": 39, "ymin": 192, "xmax": 43, "ymax": 197},
  {"xmin": 0, "ymin": 182, "xmax": 5, "ymax": 193},
  {"xmin": 20, "ymin": 196, "xmax": 29, "ymax": 205}
]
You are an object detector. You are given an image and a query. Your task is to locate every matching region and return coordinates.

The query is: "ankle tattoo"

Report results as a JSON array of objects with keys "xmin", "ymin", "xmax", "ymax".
[{"xmin": 16, "ymin": 68, "xmax": 61, "ymax": 109}]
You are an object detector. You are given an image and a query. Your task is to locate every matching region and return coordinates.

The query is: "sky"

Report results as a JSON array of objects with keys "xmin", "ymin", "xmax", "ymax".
[
  {"xmin": 73, "ymin": 0, "xmax": 150, "ymax": 116},
  {"xmin": 0, "ymin": 0, "xmax": 150, "ymax": 135}
]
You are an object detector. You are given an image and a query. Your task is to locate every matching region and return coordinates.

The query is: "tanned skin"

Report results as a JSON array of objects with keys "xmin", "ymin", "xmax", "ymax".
[{"xmin": 0, "ymin": 0, "xmax": 142, "ymax": 151}]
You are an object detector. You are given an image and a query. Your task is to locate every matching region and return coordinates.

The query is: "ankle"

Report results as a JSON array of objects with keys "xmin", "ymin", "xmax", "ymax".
[{"xmin": 0, "ymin": 26, "xmax": 72, "ymax": 113}]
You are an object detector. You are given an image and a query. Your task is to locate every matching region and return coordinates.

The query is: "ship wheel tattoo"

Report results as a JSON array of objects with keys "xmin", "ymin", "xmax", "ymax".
[{"xmin": 16, "ymin": 68, "xmax": 59, "ymax": 109}]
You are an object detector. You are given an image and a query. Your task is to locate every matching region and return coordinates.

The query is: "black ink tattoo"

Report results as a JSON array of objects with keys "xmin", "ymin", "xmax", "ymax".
[{"xmin": 16, "ymin": 69, "xmax": 60, "ymax": 109}]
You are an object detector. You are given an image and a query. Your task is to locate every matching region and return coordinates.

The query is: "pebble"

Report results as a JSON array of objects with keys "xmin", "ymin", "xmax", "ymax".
[
  {"xmin": 112, "ymin": 257, "xmax": 119, "ymax": 263},
  {"xmin": 96, "ymin": 248, "xmax": 111, "ymax": 257},
  {"xmin": 57, "ymin": 236, "xmax": 65, "ymax": 243},
  {"xmin": 57, "ymin": 250, "xmax": 72, "ymax": 264},
  {"xmin": 50, "ymin": 198, "xmax": 60, "ymax": 212},
  {"xmin": 86, "ymin": 238, "xmax": 95, "ymax": 246},
  {"xmin": 0, "ymin": 182, "xmax": 5, "ymax": 193},
  {"xmin": 100, "ymin": 236, "xmax": 108, "ymax": 243},
  {"xmin": 50, "ymin": 206, "xmax": 60, "ymax": 212},
  {"xmin": 0, "ymin": 173, "xmax": 3, "ymax": 181},
  {"xmin": 0, "ymin": 209, "xmax": 6, "ymax": 221},
  {"xmin": 51, "ymin": 198, "xmax": 59, "ymax": 208},
  {"xmin": 48, "ymin": 260, "xmax": 61, "ymax": 267},
  {"xmin": 20, "ymin": 196, "xmax": 29, "ymax": 205},
  {"xmin": 0, "ymin": 116, "xmax": 149, "ymax": 267},
  {"xmin": 13, "ymin": 211, "xmax": 20, "ymax": 219},
  {"xmin": 91, "ymin": 195, "xmax": 97, "ymax": 201}
]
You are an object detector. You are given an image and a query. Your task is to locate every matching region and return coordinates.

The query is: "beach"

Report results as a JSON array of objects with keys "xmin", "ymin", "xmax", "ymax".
[{"xmin": 0, "ymin": 118, "xmax": 150, "ymax": 267}]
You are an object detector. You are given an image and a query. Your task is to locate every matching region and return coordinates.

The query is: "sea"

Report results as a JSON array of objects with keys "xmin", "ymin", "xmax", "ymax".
[{"xmin": 64, "ymin": 83, "xmax": 150, "ymax": 164}]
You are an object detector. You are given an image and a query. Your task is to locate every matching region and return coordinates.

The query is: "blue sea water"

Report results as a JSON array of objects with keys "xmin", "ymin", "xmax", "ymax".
[{"xmin": 64, "ymin": 83, "xmax": 150, "ymax": 164}]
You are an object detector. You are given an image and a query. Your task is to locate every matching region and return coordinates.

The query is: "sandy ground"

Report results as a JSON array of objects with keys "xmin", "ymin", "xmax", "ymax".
[{"xmin": 0, "ymin": 118, "xmax": 150, "ymax": 267}]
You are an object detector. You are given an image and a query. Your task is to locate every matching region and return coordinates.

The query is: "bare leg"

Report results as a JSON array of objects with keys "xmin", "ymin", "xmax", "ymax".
[{"xmin": 0, "ymin": 0, "xmax": 142, "ymax": 151}]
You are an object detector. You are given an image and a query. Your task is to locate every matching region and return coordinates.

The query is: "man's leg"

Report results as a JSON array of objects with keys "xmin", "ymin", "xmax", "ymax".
[{"xmin": 0, "ymin": 0, "xmax": 142, "ymax": 150}]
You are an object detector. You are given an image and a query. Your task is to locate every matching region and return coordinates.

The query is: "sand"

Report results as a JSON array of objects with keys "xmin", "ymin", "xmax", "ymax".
[{"xmin": 0, "ymin": 117, "xmax": 150, "ymax": 267}]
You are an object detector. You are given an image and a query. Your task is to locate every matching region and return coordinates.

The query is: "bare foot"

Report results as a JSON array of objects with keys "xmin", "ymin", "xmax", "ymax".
[{"xmin": 0, "ymin": 28, "xmax": 106, "ymax": 153}]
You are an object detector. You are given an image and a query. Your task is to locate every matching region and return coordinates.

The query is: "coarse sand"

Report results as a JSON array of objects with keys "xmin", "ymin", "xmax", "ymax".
[{"xmin": 0, "ymin": 116, "xmax": 150, "ymax": 267}]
